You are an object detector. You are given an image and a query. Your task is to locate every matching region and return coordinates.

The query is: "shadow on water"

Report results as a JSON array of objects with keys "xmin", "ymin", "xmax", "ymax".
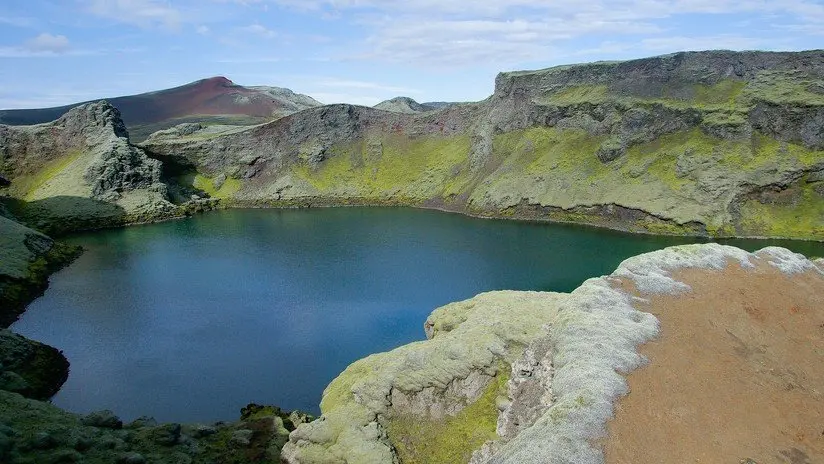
[{"xmin": 9, "ymin": 207, "xmax": 824, "ymax": 423}]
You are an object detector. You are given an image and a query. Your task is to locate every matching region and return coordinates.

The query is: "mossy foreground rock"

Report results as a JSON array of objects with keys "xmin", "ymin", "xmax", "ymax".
[
  {"xmin": 143, "ymin": 50, "xmax": 824, "ymax": 240},
  {"xmin": 282, "ymin": 244, "xmax": 823, "ymax": 463},
  {"xmin": 0, "ymin": 393, "xmax": 311, "ymax": 464},
  {"xmin": 0, "ymin": 329, "xmax": 68, "ymax": 400},
  {"xmin": 0, "ymin": 215, "xmax": 81, "ymax": 325}
]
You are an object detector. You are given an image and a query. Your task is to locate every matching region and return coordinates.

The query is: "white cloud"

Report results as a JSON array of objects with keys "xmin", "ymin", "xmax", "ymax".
[
  {"xmin": 239, "ymin": 23, "xmax": 277, "ymax": 39},
  {"xmin": 197, "ymin": 25, "xmax": 211, "ymax": 35},
  {"xmin": 265, "ymin": 0, "xmax": 824, "ymax": 66},
  {"xmin": 639, "ymin": 35, "xmax": 781, "ymax": 52},
  {"xmin": 0, "ymin": 16, "xmax": 36, "ymax": 28},
  {"xmin": 87, "ymin": 0, "xmax": 182, "ymax": 28},
  {"xmin": 23, "ymin": 33, "xmax": 71, "ymax": 54}
]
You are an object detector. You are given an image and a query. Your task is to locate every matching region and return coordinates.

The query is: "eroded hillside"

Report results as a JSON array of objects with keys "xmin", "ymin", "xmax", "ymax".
[{"xmin": 142, "ymin": 50, "xmax": 824, "ymax": 240}]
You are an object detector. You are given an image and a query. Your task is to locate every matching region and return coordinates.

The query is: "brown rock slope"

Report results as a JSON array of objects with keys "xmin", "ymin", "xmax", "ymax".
[{"xmin": 605, "ymin": 255, "xmax": 824, "ymax": 463}]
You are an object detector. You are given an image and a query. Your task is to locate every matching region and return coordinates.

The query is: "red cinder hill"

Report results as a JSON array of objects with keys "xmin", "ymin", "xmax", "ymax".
[{"xmin": 0, "ymin": 76, "xmax": 322, "ymax": 141}]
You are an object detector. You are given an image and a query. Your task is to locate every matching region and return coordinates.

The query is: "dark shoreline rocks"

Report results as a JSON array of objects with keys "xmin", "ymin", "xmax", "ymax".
[{"xmin": 0, "ymin": 329, "xmax": 69, "ymax": 400}]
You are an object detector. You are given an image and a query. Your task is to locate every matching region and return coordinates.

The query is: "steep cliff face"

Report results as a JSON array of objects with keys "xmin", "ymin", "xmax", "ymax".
[
  {"xmin": 0, "ymin": 101, "xmax": 185, "ymax": 233},
  {"xmin": 143, "ymin": 50, "xmax": 824, "ymax": 240}
]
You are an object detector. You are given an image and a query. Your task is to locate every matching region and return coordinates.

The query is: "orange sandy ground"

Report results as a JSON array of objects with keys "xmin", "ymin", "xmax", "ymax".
[{"xmin": 603, "ymin": 260, "xmax": 824, "ymax": 464}]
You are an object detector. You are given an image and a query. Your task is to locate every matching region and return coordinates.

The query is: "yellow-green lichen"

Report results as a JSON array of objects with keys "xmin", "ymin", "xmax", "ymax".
[
  {"xmin": 737, "ymin": 182, "xmax": 824, "ymax": 240},
  {"xmin": 743, "ymin": 71, "xmax": 824, "ymax": 106},
  {"xmin": 386, "ymin": 372, "xmax": 509, "ymax": 464},
  {"xmin": 9, "ymin": 150, "xmax": 86, "ymax": 200},
  {"xmin": 187, "ymin": 173, "xmax": 242, "ymax": 199},
  {"xmin": 292, "ymin": 134, "xmax": 472, "ymax": 201},
  {"xmin": 543, "ymin": 85, "xmax": 610, "ymax": 105},
  {"xmin": 320, "ymin": 355, "xmax": 385, "ymax": 415},
  {"xmin": 691, "ymin": 80, "xmax": 747, "ymax": 108}
]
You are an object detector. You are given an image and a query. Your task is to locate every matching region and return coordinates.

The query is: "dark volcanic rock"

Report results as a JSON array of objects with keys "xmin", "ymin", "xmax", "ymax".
[
  {"xmin": 0, "ymin": 329, "xmax": 69, "ymax": 400},
  {"xmin": 81, "ymin": 410, "xmax": 123, "ymax": 429}
]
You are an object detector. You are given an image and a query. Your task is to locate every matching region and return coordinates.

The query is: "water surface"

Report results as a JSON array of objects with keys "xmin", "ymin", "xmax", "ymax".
[{"xmin": 12, "ymin": 208, "xmax": 824, "ymax": 422}]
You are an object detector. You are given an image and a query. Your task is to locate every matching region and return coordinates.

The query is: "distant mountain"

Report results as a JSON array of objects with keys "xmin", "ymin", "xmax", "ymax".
[
  {"xmin": 374, "ymin": 97, "xmax": 456, "ymax": 113},
  {"xmin": 0, "ymin": 77, "xmax": 322, "ymax": 142}
]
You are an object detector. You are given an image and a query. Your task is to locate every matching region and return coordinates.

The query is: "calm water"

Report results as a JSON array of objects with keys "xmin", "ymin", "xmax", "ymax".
[{"xmin": 11, "ymin": 208, "xmax": 824, "ymax": 423}]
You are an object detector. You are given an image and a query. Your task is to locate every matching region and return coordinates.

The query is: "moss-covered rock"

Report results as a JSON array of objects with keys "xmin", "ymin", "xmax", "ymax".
[
  {"xmin": 0, "ymin": 390, "xmax": 309, "ymax": 464},
  {"xmin": 138, "ymin": 51, "xmax": 824, "ymax": 240},
  {"xmin": 0, "ymin": 329, "xmax": 68, "ymax": 400},
  {"xmin": 0, "ymin": 215, "xmax": 81, "ymax": 326}
]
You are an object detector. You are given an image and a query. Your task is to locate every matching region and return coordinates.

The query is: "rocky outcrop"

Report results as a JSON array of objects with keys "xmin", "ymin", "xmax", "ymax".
[
  {"xmin": 142, "ymin": 50, "xmax": 824, "ymax": 240},
  {"xmin": 0, "ymin": 392, "xmax": 311, "ymax": 464},
  {"xmin": 0, "ymin": 215, "xmax": 80, "ymax": 325},
  {"xmin": 0, "ymin": 101, "xmax": 163, "ymax": 199},
  {"xmin": 0, "ymin": 101, "xmax": 191, "ymax": 233},
  {"xmin": 282, "ymin": 244, "xmax": 822, "ymax": 464},
  {"xmin": 0, "ymin": 329, "xmax": 68, "ymax": 400}
]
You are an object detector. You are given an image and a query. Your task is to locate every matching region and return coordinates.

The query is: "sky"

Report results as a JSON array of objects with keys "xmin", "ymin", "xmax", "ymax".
[{"xmin": 0, "ymin": 0, "xmax": 823, "ymax": 109}]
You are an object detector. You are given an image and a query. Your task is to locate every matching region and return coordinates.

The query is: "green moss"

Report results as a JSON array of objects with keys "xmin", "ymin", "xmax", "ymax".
[
  {"xmin": 10, "ymin": 150, "xmax": 85, "ymax": 200},
  {"xmin": 737, "ymin": 182, "xmax": 824, "ymax": 240},
  {"xmin": 541, "ymin": 80, "xmax": 747, "ymax": 111},
  {"xmin": 702, "ymin": 111, "xmax": 748, "ymax": 127},
  {"xmin": 492, "ymin": 126, "xmax": 607, "ymax": 178},
  {"xmin": 184, "ymin": 173, "xmax": 242, "ymax": 199},
  {"xmin": 543, "ymin": 85, "xmax": 610, "ymax": 105},
  {"xmin": 386, "ymin": 372, "xmax": 508, "ymax": 464},
  {"xmin": 320, "ymin": 356, "xmax": 383, "ymax": 414},
  {"xmin": 744, "ymin": 71, "xmax": 824, "ymax": 106},
  {"xmin": 1, "ymin": 238, "xmax": 82, "ymax": 327},
  {"xmin": 686, "ymin": 80, "xmax": 746, "ymax": 109},
  {"xmin": 292, "ymin": 134, "xmax": 472, "ymax": 201}
]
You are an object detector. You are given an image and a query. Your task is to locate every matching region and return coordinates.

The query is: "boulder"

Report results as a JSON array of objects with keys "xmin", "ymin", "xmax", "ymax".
[
  {"xmin": 80, "ymin": 410, "xmax": 123, "ymax": 429},
  {"xmin": 0, "ymin": 330, "xmax": 69, "ymax": 400}
]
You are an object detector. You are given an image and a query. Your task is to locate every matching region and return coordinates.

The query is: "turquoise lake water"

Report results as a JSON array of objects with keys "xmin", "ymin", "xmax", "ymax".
[{"xmin": 11, "ymin": 207, "xmax": 824, "ymax": 422}]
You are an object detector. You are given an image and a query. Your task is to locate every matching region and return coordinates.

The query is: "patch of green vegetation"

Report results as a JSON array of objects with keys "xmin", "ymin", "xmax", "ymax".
[
  {"xmin": 386, "ymin": 372, "xmax": 508, "ymax": 464},
  {"xmin": 493, "ymin": 126, "xmax": 607, "ymax": 178},
  {"xmin": 0, "ymin": 231, "xmax": 82, "ymax": 326},
  {"xmin": 540, "ymin": 80, "xmax": 747, "ymax": 111},
  {"xmin": 292, "ymin": 134, "xmax": 472, "ymax": 201},
  {"xmin": 320, "ymin": 356, "xmax": 383, "ymax": 414},
  {"xmin": 744, "ymin": 71, "xmax": 824, "ymax": 106},
  {"xmin": 692, "ymin": 80, "xmax": 747, "ymax": 107},
  {"xmin": 184, "ymin": 173, "xmax": 242, "ymax": 199},
  {"xmin": 623, "ymin": 132, "xmax": 691, "ymax": 192},
  {"xmin": 737, "ymin": 182, "xmax": 824, "ymax": 240},
  {"xmin": 543, "ymin": 85, "xmax": 610, "ymax": 105},
  {"xmin": 702, "ymin": 111, "xmax": 749, "ymax": 127},
  {"xmin": 9, "ymin": 150, "xmax": 85, "ymax": 200}
]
